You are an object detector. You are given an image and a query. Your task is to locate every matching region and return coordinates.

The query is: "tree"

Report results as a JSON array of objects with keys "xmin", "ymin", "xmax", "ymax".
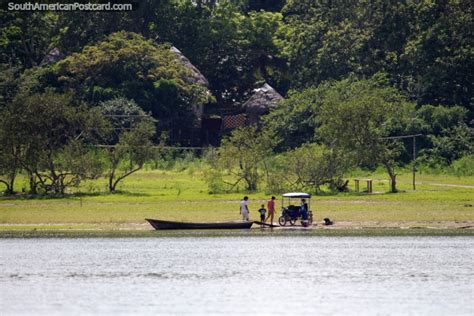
[
  {"xmin": 105, "ymin": 122, "xmax": 155, "ymax": 192},
  {"xmin": 421, "ymin": 124, "xmax": 474, "ymax": 166},
  {"xmin": 415, "ymin": 104, "xmax": 473, "ymax": 165},
  {"xmin": 284, "ymin": 144, "xmax": 351, "ymax": 193},
  {"xmin": 0, "ymin": 64, "xmax": 21, "ymax": 109},
  {"xmin": 0, "ymin": 112, "xmax": 19, "ymax": 194},
  {"xmin": 35, "ymin": 31, "xmax": 210, "ymax": 139},
  {"xmin": 263, "ymin": 86, "xmax": 323, "ymax": 151},
  {"xmin": 0, "ymin": 10, "xmax": 56, "ymax": 68},
  {"xmin": 401, "ymin": 0, "xmax": 473, "ymax": 109},
  {"xmin": 147, "ymin": 2, "xmax": 286, "ymax": 104},
  {"xmin": 240, "ymin": 10, "xmax": 287, "ymax": 92},
  {"xmin": 2, "ymin": 91, "xmax": 105, "ymax": 194},
  {"xmin": 279, "ymin": 0, "xmax": 473, "ymax": 111},
  {"xmin": 315, "ymin": 75, "xmax": 415, "ymax": 193},
  {"xmin": 416, "ymin": 104, "xmax": 469, "ymax": 135},
  {"xmin": 217, "ymin": 126, "xmax": 278, "ymax": 191},
  {"xmin": 51, "ymin": 140, "xmax": 105, "ymax": 193},
  {"xmin": 99, "ymin": 98, "xmax": 156, "ymax": 192},
  {"xmin": 278, "ymin": 0, "xmax": 373, "ymax": 86},
  {"xmin": 53, "ymin": 10, "xmax": 128, "ymax": 55}
]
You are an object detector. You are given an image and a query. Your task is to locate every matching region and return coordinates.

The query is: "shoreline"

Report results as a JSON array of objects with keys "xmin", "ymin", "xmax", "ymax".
[
  {"xmin": 1, "ymin": 221, "xmax": 473, "ymax": 238},
  {"xmin": 1, "ymin": 220, "xmax": 472, "ymax": 229}
]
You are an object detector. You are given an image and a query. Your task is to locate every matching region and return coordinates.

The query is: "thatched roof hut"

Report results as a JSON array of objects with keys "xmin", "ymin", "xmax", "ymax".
[
  {"xmin": 40, "ymin": 48, "xmax": 64, "ymax": 66},
  {"xmin": 170, "ymin": 46, "xmax": 209, "ymax": 87},
  {"xmin": 243, "ymin": 83, "xmax": 283, "ymax": 124},
  {"xmin": 170, "ymin": 46, "xmax": 210, "ymax": 122}
]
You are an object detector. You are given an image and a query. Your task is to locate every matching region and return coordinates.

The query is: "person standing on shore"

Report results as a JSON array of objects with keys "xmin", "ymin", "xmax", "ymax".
[
  {"xmin": 265, "ymin": 196, "xmax": 276, "ymax": 225},
  {"xmin": 301, "ymin": 198, "xmax": 309, "ymax": 220},
  {"xmin": 257, "ymin": 204, "xmax": 266, "ymax": 227},
  {"xmin": 240, "ymin": 196, "xmax": 250, "ymax": 221}
]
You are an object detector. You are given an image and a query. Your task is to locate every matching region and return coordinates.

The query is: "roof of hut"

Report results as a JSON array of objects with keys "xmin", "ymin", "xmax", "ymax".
[
  {"xmin": 170, "ymin": 46, "xmax": 209, "ymax": 87},
  {"xmin": 243, "ymin": 83, "xmax": 283, "ymax": 114},
  {"xmin": 40, "ymin": 47, "xmax": 64, "ymax": 66}
]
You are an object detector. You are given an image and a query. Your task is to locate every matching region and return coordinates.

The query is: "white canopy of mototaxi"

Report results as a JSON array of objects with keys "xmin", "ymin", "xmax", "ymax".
[{"xmin": 282, "ymin": 192, "xmax": 311, "ymax": 198}]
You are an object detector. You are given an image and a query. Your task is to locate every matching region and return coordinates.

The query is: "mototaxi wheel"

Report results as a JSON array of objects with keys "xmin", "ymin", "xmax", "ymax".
[
  {"xmin": 278, "ymin": 216, "xmax": 286, "ymax": 226},
  {"xmin": 289, "ymin": 218, "xmax": 296, "ymax": 226}
]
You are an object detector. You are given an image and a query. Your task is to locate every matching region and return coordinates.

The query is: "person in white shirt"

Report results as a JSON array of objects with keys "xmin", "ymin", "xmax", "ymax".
[{"xmin": 240, "ymin": 196, "xmax": 249, "ymax": 221}]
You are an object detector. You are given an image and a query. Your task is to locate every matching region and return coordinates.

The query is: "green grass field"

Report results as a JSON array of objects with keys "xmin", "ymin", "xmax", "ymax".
[{"xmin": 0, "ymin": 169, "xmax": 473, "ymax": 236}]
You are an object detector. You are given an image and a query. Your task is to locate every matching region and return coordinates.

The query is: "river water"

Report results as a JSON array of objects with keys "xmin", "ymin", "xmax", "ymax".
[{"xmin": 0, "ymin": 236, "xmax": 473, "ymax": 315}]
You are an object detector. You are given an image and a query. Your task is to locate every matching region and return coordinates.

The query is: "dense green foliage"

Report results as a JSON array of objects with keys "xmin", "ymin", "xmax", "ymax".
[
  {"xmin": 0, "ymin": 0, "xmax": 472, "ymax": 196},
  {"xmin": 45, "ymin": 32, "xmax": 209, "ymax": 132},
  {"xmin": 1, "ymin": 0, "xmax": 472, "ymax": 109},
  {"xmin": 279, "ymin": 0, "xmax": 473, "ymax": 110}
]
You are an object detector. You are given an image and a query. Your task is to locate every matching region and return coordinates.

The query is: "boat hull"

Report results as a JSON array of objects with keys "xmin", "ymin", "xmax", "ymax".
[{"xmin": 145, "ymin": 218, "xmax": 253, "ymax": 230}]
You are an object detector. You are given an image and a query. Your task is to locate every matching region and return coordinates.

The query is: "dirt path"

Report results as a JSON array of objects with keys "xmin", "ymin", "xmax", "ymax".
[
  {"xmin": 309, "ymin": 221, "xmax": 474, "ymax": 229},
  {"xmin": 421, "ymin": 183, "xmax": 474, "ymax": 189}
]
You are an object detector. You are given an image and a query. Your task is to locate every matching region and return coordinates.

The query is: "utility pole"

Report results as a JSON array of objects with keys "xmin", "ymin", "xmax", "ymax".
[
  {"xmin": 381, "ymin": 134, "xmax": 422, "ymax": 191},
  {"xmin": 412, "ymin": 136, "xmax": 416, "ymax": 191}
]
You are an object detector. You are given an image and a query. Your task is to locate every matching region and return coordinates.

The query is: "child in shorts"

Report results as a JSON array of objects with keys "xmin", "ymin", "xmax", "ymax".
[{"xmin": 258, "ymin": 204, "xmax": 266, "ymax": 225}]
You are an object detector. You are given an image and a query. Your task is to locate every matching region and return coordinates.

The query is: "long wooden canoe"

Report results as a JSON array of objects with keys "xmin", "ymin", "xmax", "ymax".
[{"xmin": 145, "ymin": 218, "xmax": 254, "ymax": 230}]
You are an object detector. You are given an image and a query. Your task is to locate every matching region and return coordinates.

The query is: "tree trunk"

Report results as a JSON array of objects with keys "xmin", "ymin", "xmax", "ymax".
[
  {"xmin": 28, "ymin": 172, "xmax": 37, "ymax": 195},
  {"xmin": 0, "ymin": 180, "xmax": 13, "ymax": 195},
  {"xmin": 109, "ymin": 166, "xmax": 142, "ymax": 192},
  {"xmin": 384, "ymin": 162, "xmax": 397, "ymax": 193},
  {"xmin": 8, "ymin": 174, "xmax": 15, "ymax": 194},
  {"xmin": 0, "ymin": 169, "xmax": 17, "ymax": 195},
  {"xmin": 108, "ymin": 170, "xmax": 116, "ymax": 192},
  {"xmin": 243, "ymin": 176, "xmax": 256, "ymax": 191},
  {"xmin": 245, "ymin": 170, "xmax": 258, "ymax": 191},
  {"xmin": 389, "ymin": 174, "xmax": 397, "ymax": 193},
  {"xmin": 248, "ymin": 181, "xmax": 257, "ymax": 191}
]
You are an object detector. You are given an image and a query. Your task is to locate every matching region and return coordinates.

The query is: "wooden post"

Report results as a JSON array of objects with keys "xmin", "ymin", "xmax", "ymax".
[
  {"xmin": 413, "ymin": 136, "xmax": 416, "ymax": 191},
  {"xmin": 379, "ymin": 134, "xmax": 422, "ymax": 192}
]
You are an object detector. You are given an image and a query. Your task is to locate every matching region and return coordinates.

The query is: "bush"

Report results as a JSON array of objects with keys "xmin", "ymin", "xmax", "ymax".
[
  {"xmin": 451, "ymin": 155, "xmax": 474, "ymax": 176},
  {"xmin": 203, "ymin": 166, "xmax": 225, "ymax": 194},
  {"xmin": 174, "ymin": 151, "xmax": 202, "ymax": 173}
]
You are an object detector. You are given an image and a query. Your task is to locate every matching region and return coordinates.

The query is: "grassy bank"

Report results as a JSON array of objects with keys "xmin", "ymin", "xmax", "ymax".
[{"xmin": 0, "ymin": 170, "xmax": 473, "ymax": 235}]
